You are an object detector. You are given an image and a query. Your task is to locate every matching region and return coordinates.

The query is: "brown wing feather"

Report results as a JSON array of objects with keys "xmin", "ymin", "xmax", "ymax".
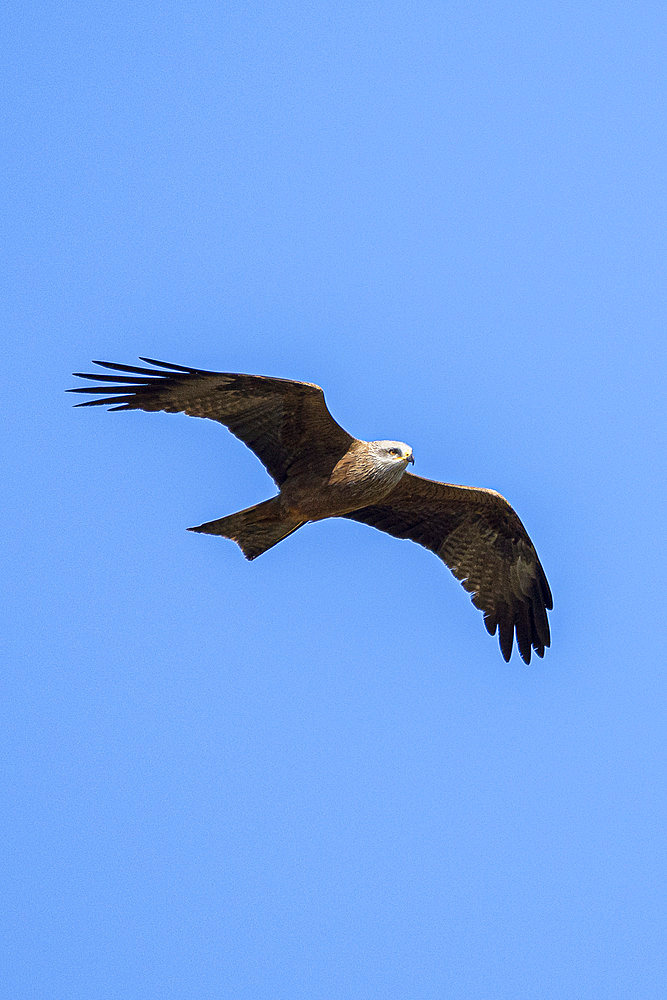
[
  {"xmin": 344, "ymin": 472, "xmax": 552, "ymax": 664},
  {"xmin": 69, "ymin": 358, "xmax": 354, "ymax": 486}
]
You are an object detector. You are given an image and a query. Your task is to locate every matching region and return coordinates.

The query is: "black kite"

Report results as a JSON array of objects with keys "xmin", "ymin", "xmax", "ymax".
[{"xmin": 70, "ymin": 358, "xmax": 553, "ymax": 664}]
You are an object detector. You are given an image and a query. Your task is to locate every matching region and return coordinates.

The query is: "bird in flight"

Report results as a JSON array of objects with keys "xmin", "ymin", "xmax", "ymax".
[{"xmin": 70, "ymin": 358, "xmax": 552, "ymax": 663}]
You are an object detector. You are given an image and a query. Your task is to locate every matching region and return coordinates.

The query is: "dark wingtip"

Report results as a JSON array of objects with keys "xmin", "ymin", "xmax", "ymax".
[
  {"xmin": 539, "ymin": 565, "xmax": 554, "ymax": 611},
  {"xmin": 138, "ymin": 357, "xmax": 196, "ymax": 372},
  {"xmin": 87, "ymin": 359, "xmax": 167, "ymax": 375},
  {"xmin": 70, "ymin": 395, "xmax": 131, "ymax": 408},
  {"xmin": 496, "ymin": 602, "xmax": 514, "ymax": 662}
]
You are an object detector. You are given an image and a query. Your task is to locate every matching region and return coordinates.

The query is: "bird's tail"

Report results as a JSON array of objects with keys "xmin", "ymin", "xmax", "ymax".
[{"xmin": 188, "ymin": 497, "xmax": 305, "ymax": 560}]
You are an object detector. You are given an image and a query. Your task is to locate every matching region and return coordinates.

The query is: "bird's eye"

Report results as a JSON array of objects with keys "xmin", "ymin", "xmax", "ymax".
[{"xmin": 389, "ymin": 447, "xmax": 400, "ymax": 456}]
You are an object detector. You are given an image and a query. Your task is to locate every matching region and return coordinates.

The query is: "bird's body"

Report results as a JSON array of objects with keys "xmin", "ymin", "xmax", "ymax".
[
  {"xmin": 191, "ymin": 438, "xmax": 414, "ymax": 559},
  {"xmin": 70, "ymin": 358, "xmax": 553, "ymax": 664},
  {"xmin": 281, "ymin": 439, "xmax": 414, "ymax": 519}
]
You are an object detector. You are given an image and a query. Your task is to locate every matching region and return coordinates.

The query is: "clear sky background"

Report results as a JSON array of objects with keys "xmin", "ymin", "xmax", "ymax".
[{"xmin": 3, "ymin": 3, "xmax": 665, "ymax": 998}]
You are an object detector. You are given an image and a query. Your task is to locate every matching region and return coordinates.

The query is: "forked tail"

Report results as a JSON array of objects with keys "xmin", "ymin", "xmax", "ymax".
[{"xmin": 188, "ymin": 497, "xmax": 305, "ymax": 560}]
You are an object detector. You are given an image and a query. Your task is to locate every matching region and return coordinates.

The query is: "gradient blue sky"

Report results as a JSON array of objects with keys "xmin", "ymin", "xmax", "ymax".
[{"xmin": 3, "ymin": 3, "xmax": 665, "ymax": 997}]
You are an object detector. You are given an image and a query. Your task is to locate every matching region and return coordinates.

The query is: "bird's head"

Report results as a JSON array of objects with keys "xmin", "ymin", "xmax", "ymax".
[{"xmin": 371, "ymin": 440, "xmax": 415, "ymax": 468}]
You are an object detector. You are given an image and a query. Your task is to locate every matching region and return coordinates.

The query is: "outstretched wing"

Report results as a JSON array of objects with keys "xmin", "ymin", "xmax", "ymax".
[
  {"xmin": 344, "ymin": 472, "xmax": 552, "ymax": 664},
  {"xmin": 69, "ymin": 358, "xmax": 354, "ymax": 486}
]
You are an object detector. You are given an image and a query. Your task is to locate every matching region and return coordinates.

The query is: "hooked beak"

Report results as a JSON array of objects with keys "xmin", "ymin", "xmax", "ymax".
[{"xmin": 407, "ymin": 453, "xmax": 414, "ymax": 465}]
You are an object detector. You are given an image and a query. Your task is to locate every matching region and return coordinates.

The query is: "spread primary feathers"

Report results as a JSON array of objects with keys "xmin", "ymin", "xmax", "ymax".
[{"xmin": 70, "ymin": 358, "xmax": 553, "ymax": 664}]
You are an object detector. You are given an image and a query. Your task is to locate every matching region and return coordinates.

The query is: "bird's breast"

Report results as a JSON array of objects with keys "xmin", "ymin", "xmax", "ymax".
[{"xmin": 280, "ymin": 458, "xmax": 405, "ymax": 520}]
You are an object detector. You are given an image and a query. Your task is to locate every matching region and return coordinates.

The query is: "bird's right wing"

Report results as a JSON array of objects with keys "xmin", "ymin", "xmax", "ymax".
[
  {"xmin": 344, "ymin": 472, "xmax": 552, "ymax": 664},
  {"xmin": 69, "ymin": 358, "xmax": 354, "ymax": 486}
]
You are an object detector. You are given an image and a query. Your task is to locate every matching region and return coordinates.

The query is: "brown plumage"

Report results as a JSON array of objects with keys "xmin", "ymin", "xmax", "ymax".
[{"xmin": 70, "ymin": 357, "xmax": 553, "ymax": 664}]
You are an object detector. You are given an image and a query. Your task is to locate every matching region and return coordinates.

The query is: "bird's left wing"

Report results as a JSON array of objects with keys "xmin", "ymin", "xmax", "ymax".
[
  {"xmin": 70, "ymin": 358, "xmax": 354, "ymax": 487},
  {"xmin": 344, "ymin": 472, "xmax": 552, "ymax": 664}
]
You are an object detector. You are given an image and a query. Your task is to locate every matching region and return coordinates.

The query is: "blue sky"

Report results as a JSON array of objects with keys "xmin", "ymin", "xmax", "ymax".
[{"xmin": 3, "ymin": 3, "xmax": 665, "ymax": 997}]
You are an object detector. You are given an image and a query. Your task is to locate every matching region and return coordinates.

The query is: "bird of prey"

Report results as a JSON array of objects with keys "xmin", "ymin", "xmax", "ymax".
[{"xmin": 70, "ymin": 358, "xmax": 552, "ymax": 663}]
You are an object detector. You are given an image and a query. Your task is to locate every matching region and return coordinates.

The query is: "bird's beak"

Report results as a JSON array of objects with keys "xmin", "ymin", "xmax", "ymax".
[{"xmin": 407, "ymin": 453, "xmax": 414, "ymax": 465}]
